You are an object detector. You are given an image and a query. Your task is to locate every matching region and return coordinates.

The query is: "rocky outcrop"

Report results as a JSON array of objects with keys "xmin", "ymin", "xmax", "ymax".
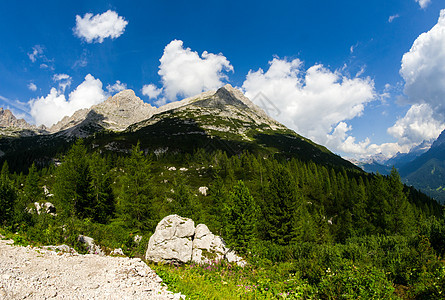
[
  {"xmin": 145, "ymin": 215, "xmax": 245, "ymax": 266},
  {"xmin": 29, "ymin": 202, "xmax": 56, "ymax": 216},
  {"xmin": 145, "ymin": 215, "xmax": 195, "ymax": 264},
  {"xmin": 0, "ymin": 108, "xmax": 47, "ymax": 137},
  {"xmin": 77, "ymin": 235, "xmax": 105, "ymax": 255},
  {"xmin": 49, "ymin": 90, "xmax": 155, "ymax": 136}
]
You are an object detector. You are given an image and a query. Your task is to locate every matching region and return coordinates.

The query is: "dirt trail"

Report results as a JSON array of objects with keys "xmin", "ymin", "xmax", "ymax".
[{"xmin": 0, "ymin": 239, "xmax": 183, "ymax": 299}]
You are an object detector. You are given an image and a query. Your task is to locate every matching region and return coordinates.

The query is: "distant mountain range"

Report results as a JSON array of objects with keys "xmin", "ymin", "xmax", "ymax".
[
  {"xmin": 355, "ymin": 130, "xmax": 445, "ymax": 203},
  {"xmin": 0, "ymin": 85, "xmax": 357, "ymax": 172}
]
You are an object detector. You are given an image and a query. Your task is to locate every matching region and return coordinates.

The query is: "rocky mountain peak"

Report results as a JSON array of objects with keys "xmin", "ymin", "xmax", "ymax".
[
  {"xmin": 191, "ymin": 84, "xmax": 270, "ymax": 118},
  {"xmin": 0, "ymin": 108, "xmax": 32, "ymax": 129},
  {"xmin": 105, "ymin": 89, "xmax": 142, "ymax": 107},
  {"xmin": 49, "ymin": 89, "xmax": 155, "ymax": 135}
]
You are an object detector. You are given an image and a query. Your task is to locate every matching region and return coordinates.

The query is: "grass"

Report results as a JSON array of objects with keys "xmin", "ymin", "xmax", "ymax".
[{"xmin": 151, "ymin": 261, "xmax": 317, "ymax": 299}]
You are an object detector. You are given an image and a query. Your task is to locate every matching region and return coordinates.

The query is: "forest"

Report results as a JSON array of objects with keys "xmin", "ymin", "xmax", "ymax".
[{"xmin": 1, "ymin": 139, "xmax": 444, "ymax": 299}]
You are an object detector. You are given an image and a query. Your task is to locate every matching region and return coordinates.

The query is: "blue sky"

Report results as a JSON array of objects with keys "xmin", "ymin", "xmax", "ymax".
[{"xmin": 1, "ymin": 0, "xmax": 445, "ymax": 159}]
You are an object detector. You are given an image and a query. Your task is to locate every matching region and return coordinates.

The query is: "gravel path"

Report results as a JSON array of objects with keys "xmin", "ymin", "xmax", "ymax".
[{"xmin": 0, "ymin": 239, "xmax": 184, "ymax": 299}]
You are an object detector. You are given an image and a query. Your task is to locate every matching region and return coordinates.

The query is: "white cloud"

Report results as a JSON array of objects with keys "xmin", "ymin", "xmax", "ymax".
[
  {"xmin": 242, "ymin": 57, "xmax": 376, "ymax": 155},
  {"xmin": 28, "ymin": 45, "xmax": 43, "ymax": 62},
  {"xmin": 415, "ymin": 0, "xmax": 431, "ymax": 9},
  {"xmin": 401, "ymin": 9, "xmax": 445, "ymax": 116},
  {"xmin": 53, "ymin": 74, "xmax": 72, "ymax": 93},
  {"xmin": 158, "ymin": 40, "xmax": 233, "ymax": 101},
  {"xmin": 388, "ymin": 104, "xmax": 444, "ymax": 147},
  {"xmin": 74, "ymin": 10, "xmax": 128, "ymax": 43},
  {"xmin": 381, "ymin": 9, "xmax": 445, "ymax": 153},
  {"xmin": 388, "ymin": 14, "xmax": 400, "ymax": 23},
  {"xmin": 142, "ymin": 84, "xmax": 163, "ymax": 99},
  {"xmin": 106, "ymin": 80, "xmax": 127, "ymax": 93},
  {"xmin": 29, "ymin": 74, "xmax": 106, "ymax": 127},
  {"xmin": 28, "ymin": 83, "xmax": 37, "ymax": 91}
]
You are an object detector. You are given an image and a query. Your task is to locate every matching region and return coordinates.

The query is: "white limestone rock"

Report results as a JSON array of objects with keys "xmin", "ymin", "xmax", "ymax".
[
  {"xmin": 145, "ymin": 215, "xmax": 195, "ymax": 264},
  {"xmin": 146, "ymin": 215, "xmax": 246, "ymax": 266},
  {"xmin": 192, "ymin": 224, "xmax": 226, "ymax": 264}
]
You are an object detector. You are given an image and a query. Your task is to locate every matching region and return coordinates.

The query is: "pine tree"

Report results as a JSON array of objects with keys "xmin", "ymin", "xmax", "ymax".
[
  {"xmin": 224, "ymin": 181, "xmax": 258, "ymax": 253},
  {"xmin": 0, "ymin": 161, "xmax": 17, "ymax": 226},
  {"xmin": 54, "ymin": 139, "xmax": 92, "ymax": 219},
  {"xmin": 387, "ymin": 167, "xmax": 414, "ymax": 235},
  {"xmin": 173, "ymin": 178, "xmax": 198, "ymax": 220},
  {"xmin": 262, "ymin": 165, "xmax": 308, "ymax": 245},
  {"xmin": 24, "ymin": 163, "xmax": 42, "ymax": 204},
  {"xmin": 89, "ymin": 152, "xmax": 115, "ymax": 224},
  {"xmin": 118, "ymin": 142, "xmax": 155, "ymax": 231}
]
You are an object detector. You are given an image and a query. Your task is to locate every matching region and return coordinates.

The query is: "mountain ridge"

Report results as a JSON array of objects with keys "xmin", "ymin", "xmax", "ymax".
[{"xmin": 0, "ymin": 85, "xmax": 358, "ymax": 172}]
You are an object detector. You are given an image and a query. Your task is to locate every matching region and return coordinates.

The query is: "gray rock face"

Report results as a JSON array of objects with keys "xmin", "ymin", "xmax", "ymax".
[
  {"xmin": 192, "ymin": 224, "xmax": 227, "ymax": 264},
  {"xmin": 49, "ymin": 89, "xmax": 155, "ymax": 136},
  {"xmin": 146, "ymin": 215, "xmax": 195, "ymax": 264},
  {"xmin": 145, "ymin": 215, "xmax": 245, "ymax": 266},
  {"xmin": 0, "ymin": 108, "xmax": 47, "ymax": 137}
]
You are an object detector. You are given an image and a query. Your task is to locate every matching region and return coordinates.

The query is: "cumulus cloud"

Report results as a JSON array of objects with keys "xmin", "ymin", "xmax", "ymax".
[
  {"xmin": 388, "ymin": 104, "xmax": 444, "ymax": 146},
  {"xmin": 106, "ymin": 80, "xmax": 127, "ymax": 93},
  {"xmin": 29, "ymin": 74, "xmax": 106, "ymax": 127},
  {"xmin": 53, "ymin": 74, "xmax": 72, "ymax": 93},
  {"xmin": 158, "ymin": 40, "xmax": 233, "ymax": 101},
  {"xmin": 28, "ymin": 83, "xmax": 37, "ymax": 91},
  {"xmin": 142, "ymin": 84, "xmax": 163, "ymax": 99},
  {"xmin": 242, "ymin": 57, "xmax": 376, "ymax": 155},
  {"xmin": 401, "ymin": 10, "xmax": 445, "ymax": 115},
  {"xmin": 385, "ymin": 9, "xmax": 445, "ymax": 151},
  {"xmin": 415, "ymin": 0, "xmax": 431, "ymax": 9},
  {"xmin": 74, "ymin": 10, "xmax": 128, "ymax": 43}
]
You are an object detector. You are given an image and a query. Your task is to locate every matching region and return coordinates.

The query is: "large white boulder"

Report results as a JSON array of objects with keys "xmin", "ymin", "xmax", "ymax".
[
  {"xmin": 192, "ymin": 224, "xmax": 226, "ymax": 264},
  {"xmin": 145, "ymin": 215, "xmax": 195, "ymax": 264},
  {"xmin": 145, "ymin": 215, "xmax": 245, "ymax": 266}
]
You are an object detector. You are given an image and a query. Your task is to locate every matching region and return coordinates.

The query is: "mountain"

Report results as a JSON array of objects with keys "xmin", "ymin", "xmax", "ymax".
[
  {"xmin": 48, "ymin": 90, "xmax": 155, "ymax": 137},
  {"xmin": 356, "ymin": 139, "xmax": 433, "ymax": 175},
  {"xmin": 399, "ymin": 129, "xmax": 445, "ymax": 203},
  {"xmin": 0, "ymin": 108, "xmax": 47, "ymax": 137},
  {"xmin": 386, "ymin": 140, "xmax": 433, "ymax": 168},
  {"xmin": 0, "ymin": 85, "xmax": 358, "ymax": 171}
]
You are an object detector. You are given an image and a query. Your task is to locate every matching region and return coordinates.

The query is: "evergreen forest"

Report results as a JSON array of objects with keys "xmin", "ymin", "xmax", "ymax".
[{"xmin": 1, "ymin": 140, "xmax": 444, "ymax": 299}]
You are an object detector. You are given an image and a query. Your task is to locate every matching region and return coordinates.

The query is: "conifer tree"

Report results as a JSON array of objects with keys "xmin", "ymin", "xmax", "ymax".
[
  {"xmin": 118, "ymin": 142, "xmax": 155, "ymax": 231},
  {"xmin": 173, "ymin": 178, "xmax": 198, "ymax": 220},
  {"xmin": 54, "ymin": 139, "xmax": 92, "ymax": 219},
  {"xmin": 0, "ymin": 161, "xmax": 17, "ymax": 226},
  {"xmin": 24, "ymin": 163, "xmax": 42, "ymax": 204},
  {"xmin": 89, "ymin": 152, "xmax": 115, "ymax": 224},
  {"xmin": 262, "ymin": 165, "xmax": 307, "ymax": 245},
  {"xmin": 387, "ymin": 167, "xmax": 414, "ymax": 235},
  {"xmin": 224, "ymin": 181, "xmax": 258, "ymax": 253}
]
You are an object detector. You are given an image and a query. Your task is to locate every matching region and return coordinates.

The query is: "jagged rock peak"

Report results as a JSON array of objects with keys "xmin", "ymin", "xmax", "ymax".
[
  {"xmin": 105, "ymin": 89, "xmax": 145, "ymax": 107},
  {"xmin": 212, "ymin": 84, "xmax": 270, "ymax": 118},
  {"xmin": 0, "ymin": 108, "xmax": 33, "ymax": 129},
  {"xmin": 49, "ymin": 89, "xmax": 155, "ymax": 135}
]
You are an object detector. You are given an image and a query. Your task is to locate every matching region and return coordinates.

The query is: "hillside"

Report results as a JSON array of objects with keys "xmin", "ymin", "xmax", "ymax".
[
  {"xmin": 399, "ymin": 129, "xmax": 445, "ymax": 203},
  {"xmin": 0, "ymin": 85, "xmax": 357, "ymax": 172},
  {"xmin": 0, "ymin": 85, "xmax": 444, "ymax": 299}
]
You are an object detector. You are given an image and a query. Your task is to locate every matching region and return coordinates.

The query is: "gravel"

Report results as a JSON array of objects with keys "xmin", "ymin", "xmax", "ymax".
[{"xmin": 0, "ymin": 239, "xmax": 185, "ymax": 299}]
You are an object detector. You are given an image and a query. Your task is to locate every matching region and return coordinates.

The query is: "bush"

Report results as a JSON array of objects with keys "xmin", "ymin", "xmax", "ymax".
[{"xmin": 317, "ymin": 261, "xmax": 395, "ymax": 299}]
